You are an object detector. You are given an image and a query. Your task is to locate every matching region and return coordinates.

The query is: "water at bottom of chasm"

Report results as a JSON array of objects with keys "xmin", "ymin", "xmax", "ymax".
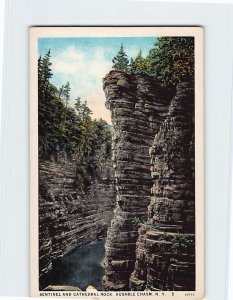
[{"xmin": 40, "ymin": 239, "xmax": 105, "ymax": 291}]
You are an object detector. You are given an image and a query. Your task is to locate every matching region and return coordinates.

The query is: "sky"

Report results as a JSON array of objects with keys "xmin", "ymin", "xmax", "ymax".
[{"xmin": 38, "ymin": 37, "xmax": 156, "ymax": 124}]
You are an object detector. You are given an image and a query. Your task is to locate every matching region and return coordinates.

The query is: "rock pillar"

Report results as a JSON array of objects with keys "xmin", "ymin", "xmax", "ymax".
[
  {"xmin": 102, "ymin": 71, "xmax": 172, "ymax": 290},
  {"xmin": 130, "ymin": 82, "xmax": 195, "ymax": 291}
]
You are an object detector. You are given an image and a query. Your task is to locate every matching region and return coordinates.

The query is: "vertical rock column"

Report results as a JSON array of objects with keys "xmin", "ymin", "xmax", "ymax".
[
  {"xmin": 130, "ymin": 82, "xmax": 195, "ymax": 291},
  {"xmin": 102, "ymin": 71, "xmax": 171, "ymax": 291}
]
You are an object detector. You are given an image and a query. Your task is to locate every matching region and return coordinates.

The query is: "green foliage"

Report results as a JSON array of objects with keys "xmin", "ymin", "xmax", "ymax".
[
  {"xmin": 75, "ymin": 97, "xmax": 93, "ymax": 120},
  {"xmin": 145, "ymin": 37, "xmax": 194, "ymax": 86},
  {"xmin": 38, "ymin": 50, "xmax": 53, "ymax": 101},
  {"xmin": 112, "ymin": 44, "xmax": 129, "ymax": 72},
  {"xmin": 129, "ymin": 58, "xmax": 136, "ymax": 73},
  {"xmin": 132, "ymin": 216, "xmax": 145, "ymax": 229},
  {"xmin": 38, "ymin": 51, "xmax": 112, "ymax": 191},
  {"xmin": 58, "ymin": 82, "xmax": 71, "ymax": 107},
  {"xmin": 111, "ymin": 37, "xmax": 194, "ymax": 87},
  {"xmin": 171, "ymin": 232, "xmax": 195, "ymax": 254},
  {"xmin": 130, "ymin": 50, "xmax": 147, "ymax": 74}
]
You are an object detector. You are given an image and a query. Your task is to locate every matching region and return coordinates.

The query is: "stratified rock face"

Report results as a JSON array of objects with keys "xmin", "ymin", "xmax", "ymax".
[
  {"xmin": 39, "ymin": 157, "xmax": 115, "ymax": 282},
  {"xmin": 130, "ymin": 82, "xmax": 195, "ymax": 291},
  {"xmin": 102, "ymin": 71, "xmax": 173, "ymax": 291}
]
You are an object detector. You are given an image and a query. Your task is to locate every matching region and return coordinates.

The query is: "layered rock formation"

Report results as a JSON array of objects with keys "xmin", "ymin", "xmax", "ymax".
[
  {"xmin": 130, "ymin": 82, "xmax": 195, "ymax": 291},
  {"xmin": 102, "ymin": 71, "xmax": 173, "ymax": 290},
  {"xmin": 39, "ymin": 157, "xmax": 115, "ymax": 286},
  {"xmin": 102, "ymin": 71, "xmax": 195, "ymax": 291},
  {"xmin": 39, "ymin": 69, "xmax": 195, "ymax": 292}
]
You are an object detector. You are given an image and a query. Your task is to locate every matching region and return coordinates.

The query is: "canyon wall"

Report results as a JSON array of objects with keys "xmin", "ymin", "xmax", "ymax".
[
  {"xmin": 39, "ymin": 157, "xmax": 115, "ymax": 286},
  {"xmin": 103, "ymin": 71, "xmax": 195, "ymax": 291},
  {"xmin": 102, "ymin": 71, "xmax": 173, "ymax": 290},
  {"xmin": 130, "ymin": 82, "xmax": 195, "ymax": 291}
]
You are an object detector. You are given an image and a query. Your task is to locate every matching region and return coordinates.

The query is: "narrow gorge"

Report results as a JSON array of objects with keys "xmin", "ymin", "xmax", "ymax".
[
  {"xmin": 39, "ymin": 156, "xmax": 116, "ymax": 288},
  {"xmin": 38, "ymin": 69, "xmax": 195, "ymax": 292}
]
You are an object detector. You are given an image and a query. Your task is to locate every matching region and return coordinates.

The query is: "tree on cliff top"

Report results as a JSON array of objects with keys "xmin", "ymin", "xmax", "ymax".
[
  {"xmin": 112, "ymin": 44, "xmax": 129, "ymax": 72},
  {"xmin": 129, "ymin": 58, "xmax": 136, "ymax": 73},
  {"xmin": 130, "ymin": 50, "xmax": 147, "ymax": 74},
  {"xmin": 111, "ymin": 38, "xmax": 194, "ymax": 87},
  {"xmin": 146, "ymin": 37, "xmax": 194, "ymax": 86}
]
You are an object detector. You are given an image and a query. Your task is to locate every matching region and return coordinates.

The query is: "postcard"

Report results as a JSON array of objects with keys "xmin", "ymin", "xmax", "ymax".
[{"xmin": 30, "ymin": 26, "xmax": 204, "ymax": 299}]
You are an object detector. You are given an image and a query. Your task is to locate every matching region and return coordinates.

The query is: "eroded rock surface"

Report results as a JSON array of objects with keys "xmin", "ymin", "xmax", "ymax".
[
  {"xmin": 102, "ymin": 71, "xmax": 173, "ymax": 290},
  {"xmin": 39, "ymin": 157, "xmax": 115, "ymax": 280},
  {"xmin": 130, "ymin": 82, "xmax": 195, "ymax": 291}
]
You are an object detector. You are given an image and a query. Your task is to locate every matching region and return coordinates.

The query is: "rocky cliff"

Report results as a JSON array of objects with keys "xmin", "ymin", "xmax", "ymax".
[
  {"xmin": 39, "ymin": 157, "xmax": 115, "ymax": 286},
  {"xmin": 130, "ymin": 82, "xmax": 195, "ymax": 291},
  {"xmin": 102, "ymin": 71, "xmax": 195, "ymax": 291},
  {"xmin": 102, "ymin": 71, "xmax": 174, "ymax": 290}
]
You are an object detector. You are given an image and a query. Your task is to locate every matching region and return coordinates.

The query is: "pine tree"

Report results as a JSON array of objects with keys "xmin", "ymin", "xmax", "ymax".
[
  {"xmin": 74, "ymin": 97, "xmax": 82, "ymax": 112},
  {"xmin": 38, "ymin": 55, "xmax": 43, "ymax": 82},
  {"xmin": 58, "ymin": 85, "xmax": 64, "ymax": 100},
  {"xmin": 75, "ymin": 97, "xmax": 92, "ymax": 119},
  {"xmin": 63, "ymin": 82, "xmax": 71, "ymax": 107},
  {"xmin": 38, "ymin": 50, "xmax": 53, "ymax": 101},
  {"xmin": 134, "ymin": 50, "xmax": 147, "ymax": 73},
  {"xmin": 81, "ymin": 100, "xmax": 92, "ymax": 118},
  {"xmin": 112, "ymin": 44, "xmax": 129, "ymax": 72},
  {"xmin": 38, "ymin": 55, "xmax": 43, "ymax": 99},
  {"xmin": 41, "ymin": 50, "xmax": 53, "ymax": 95},
  {"xmin": 129, "ymin": 58, "xmax": 136, "ymax": 73}
]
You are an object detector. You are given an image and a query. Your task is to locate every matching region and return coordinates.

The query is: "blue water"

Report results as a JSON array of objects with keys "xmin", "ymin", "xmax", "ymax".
[{"xmin": 40, "ymin": 239, "xmax": 105, "ymax": 291}]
